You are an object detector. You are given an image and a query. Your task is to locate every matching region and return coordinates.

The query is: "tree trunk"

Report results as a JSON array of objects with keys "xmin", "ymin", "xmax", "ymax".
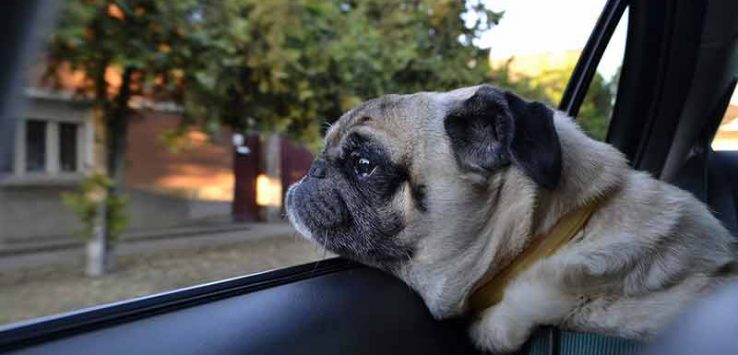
[
  {"xmin": 86, "ymin": 58, "xmax": 108, "ymax": 276},
  {"xmin": 86, "ymin": 197, "xmax": 113, "ymax": 276},
  {"xmin": 85, "ymin": 65, "xmax": 133, "ymax": 276},
  {"xmin": 107, "ymin": 67, "xmax": 133, "ymax": 188}
]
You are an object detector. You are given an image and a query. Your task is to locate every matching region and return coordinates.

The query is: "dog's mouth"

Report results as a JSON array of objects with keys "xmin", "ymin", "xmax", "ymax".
[
  {"xmin": 285, "ymin": 181, "xmax": 366, "ymax": 260},
  {"xmin": 285, "ymin": 180, "xmax": 351, "ymax": 242},
  {"xmin": 285, "ymin": 178, "xmax": 413, "ymax": 267}
]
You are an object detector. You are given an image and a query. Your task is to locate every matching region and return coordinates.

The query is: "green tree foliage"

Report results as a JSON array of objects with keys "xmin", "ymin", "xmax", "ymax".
[
  {"xmin": 47, "ymin": 1, "xmax": 203, "ymax": 174},
  {"xmin": 47, "ymin": 0, "xmax": 616, "ymax": 175},
  {"xmin": 61, "ymin": 174, "xmax": 128, "ymax": 240},
  {"xmin": 182, "ymin": 0, "xmax": 501, "ymax": 150},
  {"xmin": 48, "ymin": 0, "xmax": 613, "ymax": 151}
]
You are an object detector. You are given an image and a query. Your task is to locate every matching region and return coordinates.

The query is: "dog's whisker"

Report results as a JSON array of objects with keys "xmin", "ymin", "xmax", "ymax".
[{"xmin": 308, "ymin": 248, "xmax": 329, "ymax": 277}]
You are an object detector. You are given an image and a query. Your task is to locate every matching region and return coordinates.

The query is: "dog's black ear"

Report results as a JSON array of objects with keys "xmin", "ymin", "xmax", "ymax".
[{"xmin": 444, "ymin": 85, "xmax": 562, "ymax": 188}]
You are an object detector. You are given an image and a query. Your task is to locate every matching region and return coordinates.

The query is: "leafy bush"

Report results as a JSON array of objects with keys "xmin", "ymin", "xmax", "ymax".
[{"xmin": 62, "ymin": 174, "xmax": 129, "ymax": 240}]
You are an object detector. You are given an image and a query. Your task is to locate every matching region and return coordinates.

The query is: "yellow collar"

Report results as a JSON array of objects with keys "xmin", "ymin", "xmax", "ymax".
[{"xmin": 467, "ymin": 191, "xmax": 613, "ymax": 314}]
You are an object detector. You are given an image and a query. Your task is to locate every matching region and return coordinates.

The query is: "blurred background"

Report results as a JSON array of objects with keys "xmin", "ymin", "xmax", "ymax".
[{"xmin": 0, "ymin": 0, "xmax": 735, "ymax": 326}]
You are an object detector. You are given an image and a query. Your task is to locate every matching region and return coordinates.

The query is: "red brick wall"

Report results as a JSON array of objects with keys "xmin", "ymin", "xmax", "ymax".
[
  {"xmin": 124, "ymin": 110, "xmax": 234, "ymax": 202},
  {"xmin": 124, "ymin": 110, "xmax": 314, "ymax": 222}
]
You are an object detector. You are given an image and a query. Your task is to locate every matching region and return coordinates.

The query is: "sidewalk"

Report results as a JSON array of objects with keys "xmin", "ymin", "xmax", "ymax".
[{"xmin": 0, "ymin": 222, "xmax": 301, "ymax": 272}]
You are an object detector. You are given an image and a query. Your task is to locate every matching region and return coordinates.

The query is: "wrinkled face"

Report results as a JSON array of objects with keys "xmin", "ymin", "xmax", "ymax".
[
  {"xmin": 286, "ymin": 85, "xmax": 561, "ymax": 270},
  {"xmin": 285, "ymin": 94, "xmax": 424, "ymax": 268}
]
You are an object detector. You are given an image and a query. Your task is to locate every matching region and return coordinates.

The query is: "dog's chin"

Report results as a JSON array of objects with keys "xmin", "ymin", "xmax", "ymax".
[{"xmin": 286, "ymin": 183, "xmax": 354, "ymax": 258}]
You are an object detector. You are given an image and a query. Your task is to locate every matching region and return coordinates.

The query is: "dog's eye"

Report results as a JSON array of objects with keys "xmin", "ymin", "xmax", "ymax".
[{"xmin": 353, "ymin": 156, "xmax": 376, "ymax": 179}]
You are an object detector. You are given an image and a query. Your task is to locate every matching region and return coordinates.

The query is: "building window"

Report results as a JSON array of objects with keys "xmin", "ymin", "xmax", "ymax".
[
  {"xmin": 59, "ymin": 122, "xmax": 79, "ymax": 172},
  {"xmin": 25, "ymin": 120, "xmax": 47, "ymax": 172},
  {"xmin": 16, "ymin": 118, "xmax": 86, "ymax": 176},
  {"xmin": 5, "ymin": 95, "xmax": 93, "ymax": 184}
]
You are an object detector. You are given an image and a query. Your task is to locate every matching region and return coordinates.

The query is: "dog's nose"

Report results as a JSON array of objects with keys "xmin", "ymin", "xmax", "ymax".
[{"xmin": 308, "ymin": 159, "xmax": 327, "ymax": 179}]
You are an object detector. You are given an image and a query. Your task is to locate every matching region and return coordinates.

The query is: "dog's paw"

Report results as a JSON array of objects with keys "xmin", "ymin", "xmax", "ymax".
[{"xmin": 469, "ymin": 306, "xmax": 532, "ymax": 354}]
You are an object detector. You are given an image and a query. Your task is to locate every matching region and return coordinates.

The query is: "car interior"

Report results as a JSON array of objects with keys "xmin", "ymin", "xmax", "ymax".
[{"xmin": 1, "ymin": 0, "xmax": 737, "ymax": 354}]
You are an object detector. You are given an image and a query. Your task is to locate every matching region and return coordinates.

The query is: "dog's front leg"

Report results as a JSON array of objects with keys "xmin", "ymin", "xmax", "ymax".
[{"xmin": 469, "ymin": 261, "xmax": 578, "ymax": 353}]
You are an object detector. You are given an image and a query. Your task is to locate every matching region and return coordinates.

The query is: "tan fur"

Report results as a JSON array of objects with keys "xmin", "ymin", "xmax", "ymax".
[{"xmin": 290, "ymin": 85, "xmax": 737, "ymax": 353}]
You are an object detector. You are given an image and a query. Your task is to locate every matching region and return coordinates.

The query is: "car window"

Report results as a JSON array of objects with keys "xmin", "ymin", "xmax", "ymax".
[
  {"xmin": 711, "ymin": 86, "xmax": 738, "ymax": 151},
  {"xmin": 1, "ymin": 0, "xmax": 620, "ymax": 326}
]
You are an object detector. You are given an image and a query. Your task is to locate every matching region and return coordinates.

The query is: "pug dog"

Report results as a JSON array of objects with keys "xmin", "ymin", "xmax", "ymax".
[{"xmin": 285, "ymin": 85, "xmax": 738, "ymax": 353}]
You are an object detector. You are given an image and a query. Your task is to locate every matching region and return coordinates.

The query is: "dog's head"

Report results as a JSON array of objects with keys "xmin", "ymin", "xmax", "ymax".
[{"xmin": 285, "ymin": 85, "xmax": 561, "ymax": 269}]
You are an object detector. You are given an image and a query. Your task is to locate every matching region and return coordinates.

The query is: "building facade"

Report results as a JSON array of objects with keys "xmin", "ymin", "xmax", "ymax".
[{"xmin": 0, "ymin": 91, "xmax": 313, "ymax": 246}]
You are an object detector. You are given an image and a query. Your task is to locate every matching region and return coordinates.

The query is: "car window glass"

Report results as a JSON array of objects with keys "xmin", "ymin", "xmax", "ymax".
[{"xmin": 711, "ymin": 86, "xmax": 738, "ymax": 151}]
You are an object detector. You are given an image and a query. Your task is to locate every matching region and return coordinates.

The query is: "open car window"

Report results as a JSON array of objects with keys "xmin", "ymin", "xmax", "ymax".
[
  {"xmin": 1, "ymin": 0, "xmax": 624, "ymax": 329},
  {"xmin": 0, "ymin": 0, "xmax": 668, "ymax": 354}
]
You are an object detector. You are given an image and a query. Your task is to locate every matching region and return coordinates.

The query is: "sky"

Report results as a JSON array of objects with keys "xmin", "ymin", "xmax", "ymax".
[{"xmin": 472, "ymin": 0, "xmax": 628, "ymax": 81}]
